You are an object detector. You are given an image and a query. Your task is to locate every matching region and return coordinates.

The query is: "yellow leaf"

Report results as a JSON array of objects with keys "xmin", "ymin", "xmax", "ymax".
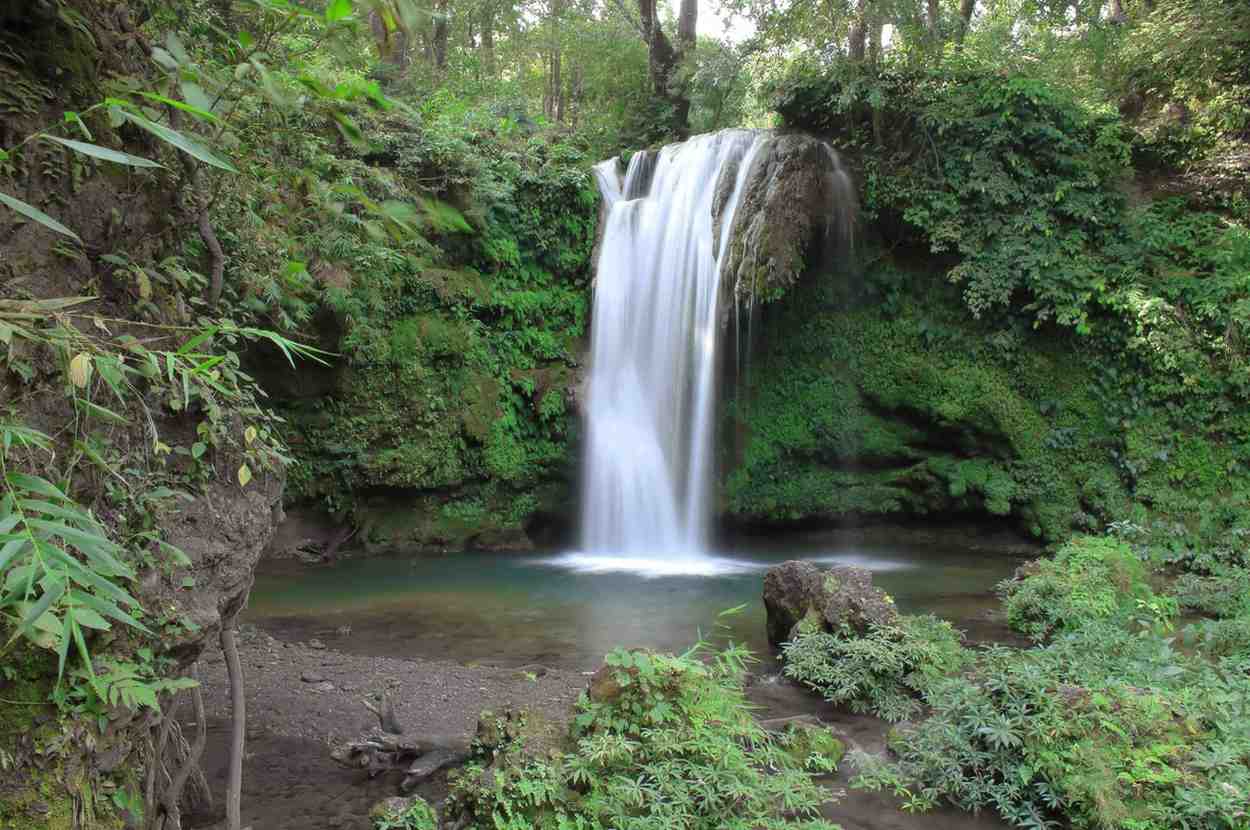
[
  {"xmin": 237, "ymin": 464, "xmax": 252, "ymax": 487},
  {"xmin": 135, "ymin": 269, "xmax": 152, "ymax": 300},
  {"xmin": 68, "ymin": 352, "xmax": 93, "ymax": 388},
  {"xmin": 244, "ymin": 425, "xmax": 258, "ymax": 445},
  {"xmin": 153, "ymin": 440, "xmax": 172, "ymax": 456}
]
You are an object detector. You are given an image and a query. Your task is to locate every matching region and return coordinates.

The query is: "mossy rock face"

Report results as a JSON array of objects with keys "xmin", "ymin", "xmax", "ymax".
[
  {"xmin": 721, "ymin": 255, "xmax": 1132, "ymax": 540},
  {"xmin": 763, "ymin": 561, "xmax": 898, "ymax": 646}
]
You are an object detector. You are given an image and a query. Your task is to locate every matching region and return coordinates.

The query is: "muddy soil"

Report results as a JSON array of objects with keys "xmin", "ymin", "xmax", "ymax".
[{"xmin": 186, "ymin": 626, "xmax": 1007, "ymax": 830}]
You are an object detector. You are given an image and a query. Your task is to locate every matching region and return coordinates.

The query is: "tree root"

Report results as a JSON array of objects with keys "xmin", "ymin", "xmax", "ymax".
[
  {"xmin": 143, "ymin": 665, "xmax": 212, "ymax": 830},
  {"xmin": 221, "ymin": 617, "xmax": 246, "ymax": 830}
]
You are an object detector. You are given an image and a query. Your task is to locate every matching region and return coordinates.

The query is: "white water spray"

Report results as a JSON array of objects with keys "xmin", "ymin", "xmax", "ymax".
[
  {"xmin": 580, "ymin": 130, "xmax": 766, "ymax": 557},
  {"xmin": 577, "ymin": 129, "xmax": 854, "ymax": 566}
]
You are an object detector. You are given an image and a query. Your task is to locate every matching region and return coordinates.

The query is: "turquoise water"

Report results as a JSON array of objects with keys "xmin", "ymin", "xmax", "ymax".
[{"xmin": 245, "ymin": 526, "xmax": 1031, "ymax": 670}]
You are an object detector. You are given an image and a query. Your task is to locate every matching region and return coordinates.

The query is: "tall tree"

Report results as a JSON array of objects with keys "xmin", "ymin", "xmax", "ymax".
[
  {"xmin": 633, "ymin": 0, "xmax": 697, "ymax": 135},
  {"xmin": 432, "ymin": 0, "xmax": 450, "ymax": 71}
]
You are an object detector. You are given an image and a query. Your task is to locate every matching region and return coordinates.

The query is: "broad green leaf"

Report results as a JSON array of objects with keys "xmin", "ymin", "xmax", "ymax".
[
  {"xmin": 165, "ymin": 31, "xmax": 190, "ymax": 64},
  {"xmin": 135, "ymin": 90, "xmax": 221, "ymax": 123},
  {"xmin": 74, "ymin": 398, "xmax": 129, "ymax": 425},
  {"xmin": 237, "ymin": 464, "xmax": 252, "ymax": 487},
  {"xmin": 7, "ymin": 473, "xmax": 69, "ymax": 501},
  {"xmin": 0, "ymin": 191, "xmax": 81, "ymax": 243},
  {"xmin": 63, "ymin": 111, "xmax": 92, "ymax": 140},
  {"xmin": 158, "ymin": 540, "xmax": 191, "ymax": 567},
  {"xmin": 151, "ymin": 47, "xmax": 180, "ymax": 71},
  {"xmin": 333, "ymin": 112, "xmax": 367, "ymax": 149},
  {"xmin": 42, "ymin": 135, "xmax": 163, "ymax": 168},
  {"xmin": 121, "ymin": 112, "xmax": 237, "ymax": 172},
  {"xmin": 11, "ymin": 578, "xmax": 65, "ymax": 642},
  {"xmin": 69, "ymin": 605, "xmax": 110, "ymax": 631},
  {"xmin": 0, "ymin": 539, "xmax": 31, "ymax": 576},
  {"xmin": 191, "ymin": 441, "xmax": 207, "ymax": 459},
  {"xmin": 73, "ymin": 589, "xmax": 150, "ymax": 634},
  {"xmin": 325, "ymin": 0, "xmax": 352, "ymax": 22}
]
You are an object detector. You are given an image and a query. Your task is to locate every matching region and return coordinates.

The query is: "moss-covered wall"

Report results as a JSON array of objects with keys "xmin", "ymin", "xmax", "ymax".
[
  {"xmin": 720, "ymin": 255, "xmax": 1133, "ymax": 541},
  {"xmin": 263, "ymin": 142, "xmax": 599, "ymax": 552}
]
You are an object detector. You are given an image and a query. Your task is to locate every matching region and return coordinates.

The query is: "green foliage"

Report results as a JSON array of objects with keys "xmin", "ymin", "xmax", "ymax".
[
  {"xmin": 373, "ymin": 796, "xmax": 438, "ymax": 830},
  {"xmin": 1171, "ymin": 567, "xmax": 1250, "ymax": 619},
  {"xmin": 724, "ymin": 257, "xmax": 1126, "ymax": 540},
  {"xmin": 782, "ymin": 615, "xmax": 970, "ymax": 723},
  {"xmin": 770, "ymin": 61, "xmax": 1130, "ymax": 331},
  {"xmin": 999, "ymin": 536, "xmax": 1173, "ymax": 640},
  {"xmin": 447, "ymin": 644, "xmax": 839, "ymax": 830},
  {"xmin": 852, "ymin": 623, "xmax": 1250, "ymax": 830}
]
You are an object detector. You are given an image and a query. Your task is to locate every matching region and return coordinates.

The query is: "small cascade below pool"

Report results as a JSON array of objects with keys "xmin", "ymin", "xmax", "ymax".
[{"xmin": 579, "ymin": 129, "xmax": 850, "ymax": 564}]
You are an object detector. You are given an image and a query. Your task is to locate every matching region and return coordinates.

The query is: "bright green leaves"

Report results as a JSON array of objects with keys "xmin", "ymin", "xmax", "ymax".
[
  {"xmin": 41, "ymin": 135, "xmax": 163, "ymax": 168},
  {"xmin": 115, "ymin": 108, "xmax": 237, "ymax": 172},
  {"xmin": 324, "ymin": 0, "xmax": 353, "ymax": 23},
  {"xmin": 0, "ymin": 456, "xmax": 148, "ymax": 691}
]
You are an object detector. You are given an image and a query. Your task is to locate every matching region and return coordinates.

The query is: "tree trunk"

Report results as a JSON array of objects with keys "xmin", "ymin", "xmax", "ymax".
[
  {"xmin": 638, "ymin": 0, "xmax": 693, "ymax": 136},
  {"xmin": 678, "ymin": 0, "xmax": 696, "ymax": 48},
  {"xmin": 1107, "ymin": 0, "xmax": 1126, "ymax": 23},
  {"xmin": 481, "ymin": 1, "xmax": 496, "ymax": 77},
  {"xmin": 221, "ymin": 621, "xmax": 245, "ymax": 830},
  {"xmin": 432, "ymin": 0, "xmax": 449, "ymax": 71},
  {"xmin": 926, "ymin": 0, "xmax": 940, "ymax": 39},
  {"xmin": 847, "ymin": 0, "xmax": 869, "ymax": 61},
  {"xmin": 956, "ymin": 0, "xmax": 976, "ymax": 44}
]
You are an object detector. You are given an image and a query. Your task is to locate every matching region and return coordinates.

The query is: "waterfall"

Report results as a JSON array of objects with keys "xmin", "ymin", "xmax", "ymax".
[
  {"xmin": 580, "ymin": 130, "xmax": 763, "ymax": 557},
  {"xmin": 578, "ymin": 129, "xmax": 852, "ymax": 563}
]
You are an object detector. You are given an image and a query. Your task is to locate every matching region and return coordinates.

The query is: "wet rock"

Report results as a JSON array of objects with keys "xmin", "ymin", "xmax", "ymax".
[
  {"xmin": 301, "ymin": 671, "xmax": 326, "ymax": 684},
  {"xmin": 763, "ymin": 561, "xmax": 897, "ymax": 647},
  {"xmin": 308, "ymin": 638, "xmax": 326, "ymax": 650},
  {"xmin": 715, "ymin": 132, "xmax": 856, "ymax": 310},
  {"xmin": 586, "ymin": 665, "xmax": 623, "ymax": 704},
  {"xmin": 400, "ymin": 746, "xmax": 472, "ymax": 792}
]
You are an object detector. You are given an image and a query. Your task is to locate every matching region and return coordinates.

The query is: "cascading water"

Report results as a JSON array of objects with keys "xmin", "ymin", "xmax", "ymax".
[{"xmin": 575, "ymin": 129, "xmax": 851, "ymax": 568}]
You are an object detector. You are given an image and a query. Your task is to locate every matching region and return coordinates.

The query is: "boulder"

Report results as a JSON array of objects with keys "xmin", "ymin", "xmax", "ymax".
[
  {"xmin": 714, "ymin": 132, "xmax": 856, "ymax": 310},
  {"xmin": 762, "ymin": 561, "xmax": 897, "ymax": 647}
]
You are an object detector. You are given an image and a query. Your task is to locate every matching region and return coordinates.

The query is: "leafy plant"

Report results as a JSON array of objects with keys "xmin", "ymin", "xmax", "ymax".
[
  {"xmin": 999, "ymin": 536, "xmax": 1173, "ymax": 640},
  {"xmin": 0, "ymin": 423, "xmax": 148, "ymax": 694},
  {"xmin": 447, "ymin": 641, "xmax": 840, "ymax": 830},
  {"xmin": 372, "ymin": 797, "xmax": 438, "ymax": 830},
  {"xmin": 783, "ymin": 614, "xmax": 970, "ymax": 722},
  {"xmin": 852, "ymin": 622, "xmax": 1250, "ymax": 830}
]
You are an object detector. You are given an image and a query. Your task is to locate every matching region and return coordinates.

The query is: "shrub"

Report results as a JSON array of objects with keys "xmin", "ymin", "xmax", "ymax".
[
  {"xmin": 853, "ymin": 623, "xmax": 1250, "ymax": 830},
  {"xmin": 372, "ymin": 796, "xmax": 438, "ymax": 830},
  {"xmin": 446, "ymin": 644, "xmax": 840, "ymax": 830},
  {"xmin": 1171, "ymin": 567, "xmax": 1250, "ymax": 618},
  {"xmin": 999, "ymin": 536, "xmax": 1173, "ymax": 640},
  {"xmin": 782, "ymin": 615, "xmax": 970, "ymax": 722}
]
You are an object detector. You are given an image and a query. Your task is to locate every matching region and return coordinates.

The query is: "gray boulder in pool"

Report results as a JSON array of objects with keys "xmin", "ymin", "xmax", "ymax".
[{"xmin": 762, "ymin": 561, "xmax": 898, "ymax": 647}]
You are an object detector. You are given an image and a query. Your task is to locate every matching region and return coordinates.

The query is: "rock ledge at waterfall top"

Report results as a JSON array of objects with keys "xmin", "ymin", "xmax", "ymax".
[{"xmin": 714, "ymin": 132, "xmax": 856, "ymax": 309}]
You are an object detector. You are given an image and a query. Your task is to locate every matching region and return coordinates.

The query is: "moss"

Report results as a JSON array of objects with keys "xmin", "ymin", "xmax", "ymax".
[
  {"xmin": 723, "ymin": 255, "xmax": 1129, "ymax": 540},
  {"xmin": 778, "ymin": 722, "xmax": 846, "ymax": 773}
]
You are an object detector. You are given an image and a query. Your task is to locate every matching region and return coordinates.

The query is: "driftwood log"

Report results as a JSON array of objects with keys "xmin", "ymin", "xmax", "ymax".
[{"xmin": 330, "ymin": 693, "xmax": 472, "ymax": 792}]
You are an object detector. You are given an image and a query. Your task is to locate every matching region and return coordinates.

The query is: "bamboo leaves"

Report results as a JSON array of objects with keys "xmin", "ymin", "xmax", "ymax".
[
  {"xmin": 0, "ymin": 191, "xmax": 82, "ymax": 242},
  {"xmin": 41, "ymin": 135, "xmax": 164, "ymax": 168},
  {"xmin": 0, "ymin": 431, "xmax": 147, "ymax": 686}
]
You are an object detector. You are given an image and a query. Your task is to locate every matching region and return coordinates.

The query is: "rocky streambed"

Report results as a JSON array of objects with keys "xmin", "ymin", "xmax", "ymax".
[{"xmin": 186, "ymin": 574, "xmax": 1014, "ymax": 830}]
